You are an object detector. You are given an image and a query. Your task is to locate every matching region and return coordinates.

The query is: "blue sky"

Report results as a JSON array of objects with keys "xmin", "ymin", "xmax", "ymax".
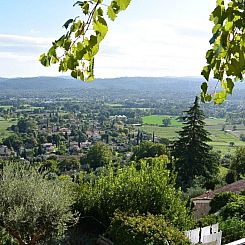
[{"xmin": 0, "ymin": 0, "xmax": 216, "ymax": 78}]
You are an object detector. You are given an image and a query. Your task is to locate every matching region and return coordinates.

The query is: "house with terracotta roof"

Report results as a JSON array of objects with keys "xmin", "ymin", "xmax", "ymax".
[{"xmin": 192, "ymin": 179, "xmax": 245, "ymax": 218}]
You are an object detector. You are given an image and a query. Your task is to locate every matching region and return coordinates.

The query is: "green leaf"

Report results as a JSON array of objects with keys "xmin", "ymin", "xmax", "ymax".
[
  {"xmin": 201, "ymin": 82, "xmax": 208, "ymax": 94},
  {"xmin": 93, "ymin": 17, "xmax": 108, "ymax": 39},
  {"xmin": 79, "ymin": 71, "xmax": 85, "ymax": 81},
  {"xmin": 63, "ymin": 19, "xmax": 73, "ymax": 29},
  {"xmin": 216, "ymin": 0, "xmax": 224, "ymax": 6},
  {"xmin": 214, "ymin": 90, "xmax": 227, "ymax": 104},
  {"xmin": 205, "ymin": 94, "xmax": 212, "ymax": 102},
  {"xmin": 82, "ymin": 2, "xmax": 90, "ymax": 15},
  {"xmin": 55, "ymin": 35, "xmax": 65, "ymax": 47},
  {"xmin": 71, "ymin": 70, "xmax": 78, "ymax": 79},
  {"xmin": 64, "ymin": 39, "xmax": 72, "ymax": 51},
  {"xmin": 224, "ymin": 21, "xmax": 233, "ymax": 32},
  {"xmin": 39, "ymin": 54, "xmax": 50, "ymax": 67},
  {"xmin": 116, "ymin": 0, "xmax": 131, "ymax": 10},
  {"xmin": 51, "ymin": 57, "xmax": 59, "ymax": 64},
  {"xmin": 97, "ymin": 7, "xmax": 103, "ymax": 16},
  {"xmin": 89, "ymin": 35, "xmax": 97, "ymax": 47},
  {"xmin": 107, "ymin": 5, "xmax": 117, "ymax": 21},
  {"xmin": 206, "ymin": 50, "xmax": 214, "ymax": 64},
  {"xmin": 201, "ymin": 65, "xmax": 211, "ymax": 81},
  {"xmin": 212, "ymin": 24, "xmax": 221, "ymax": 34},
  {"xmin": 87, "ymin": 75, "xmax": 95, "ymax": 82},
  {"xmin": 67, "ymin": 56, "xmax": 78, "ymax": 70},
  {"xmin": 226, "ymin": 78, "xmax": 234, "ymax": 94},
  {"xmin": 76, "ymin": 48, "xmax": 86, "ymax": 60},
  {"xmin": 48, "ymin": 46, "xmax": 56, "ymax": 57}
]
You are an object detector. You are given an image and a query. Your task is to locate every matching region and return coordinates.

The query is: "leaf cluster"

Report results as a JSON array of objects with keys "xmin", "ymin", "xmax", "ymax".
[
  {"xmin": 40, "ymin": 0, "xmax": 131, "ymax": 81},
  {"xmin": 201, "ymin": 0, "xmax": 245, "ymax": 104}
]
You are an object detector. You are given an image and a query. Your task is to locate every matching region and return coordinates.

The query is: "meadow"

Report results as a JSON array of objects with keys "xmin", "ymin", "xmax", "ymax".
[
  {"xmin": 142, "ymin": 115, "xmax": 182, "ymax": 126},
  {"xmin": 141, "ymin": 115, "xmax": 245, "ymax": 154},
  {"xmin": 0, "ymin": 117, "xmax": 16, "ymax": 140}
]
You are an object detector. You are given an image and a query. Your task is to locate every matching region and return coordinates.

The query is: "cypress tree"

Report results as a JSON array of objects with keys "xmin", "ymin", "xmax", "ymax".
[{"xmin": 172, "ymin": 96, "xmax": 218, "ymax": 189}]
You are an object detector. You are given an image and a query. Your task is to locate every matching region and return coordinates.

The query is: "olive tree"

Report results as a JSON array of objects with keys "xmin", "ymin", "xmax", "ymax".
[{"xmin": 0, "ymin": 163, "xmax": 78, "ymax": 245}]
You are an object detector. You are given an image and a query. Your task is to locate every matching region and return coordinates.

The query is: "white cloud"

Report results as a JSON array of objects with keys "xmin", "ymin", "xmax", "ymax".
[
  {"xmin": 0, "ymin": 17, "xmax": 213, "ymax": 78},
  {"xmin": 0, "ymin": 52, "xmax": 36, "ymax": 61},
  {"xmin": 0, "ymin": 34, "xmax": 53, "ymax": 46},
  {"xmin": 95, "ymin": 18, "xmax": 212, "ymax": 78}
]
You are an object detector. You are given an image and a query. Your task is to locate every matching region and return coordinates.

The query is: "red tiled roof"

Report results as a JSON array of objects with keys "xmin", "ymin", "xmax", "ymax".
[{"xmin": 192, "ymin": 179, "xmax": 245, "ymax": 200}]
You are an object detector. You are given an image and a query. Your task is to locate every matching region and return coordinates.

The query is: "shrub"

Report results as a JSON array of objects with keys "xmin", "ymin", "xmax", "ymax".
[
  {"xmin": 209, "ymin": 192, "xmax": 239, "ymax": 213},
  {"xmin": 107, "ymin": 211, "xmax": 191, "ymax": 245},
  {"xmin": 219, "ymin": 196, "xmax": 245, "ymax": 220},
  {"xmin": 220, "ymin": 218, "xmax": 245, "ymax": 244},
  {"xmin": 225, "ymin": 170, "xmax": 238, "ymax": 184},
  {"xmin": 197, "ymin": 214, "xmax": 220, "ymax": 227},
  {"xmin": 183, "ymin": 186, "xmax": 206, "ymax": 199},
  {"xmin": 77, "ymin": 158, "xmax": 193, "ymax": 230}
]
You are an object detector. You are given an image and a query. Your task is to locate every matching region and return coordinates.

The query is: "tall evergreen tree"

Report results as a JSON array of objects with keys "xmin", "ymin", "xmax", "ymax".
[{"xmin": 172, "ymin": 96, "xmax": 218, "ymax": 189}]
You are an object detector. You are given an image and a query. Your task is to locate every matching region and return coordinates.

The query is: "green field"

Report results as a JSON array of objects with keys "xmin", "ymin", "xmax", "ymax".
[
  {"xmin": 0, "ymin": 105, "xmax": 13, "ymax": 109},
  {"xmin": 143, "ymin": 115, "xmax": 182, "ymax": 126},
  {"xmin": 105, "ymin": 103, "xmax": 124, "ymax": 107},
  {"xmin": 141, "ymin": 115, "xmax": 245, "ymax": 154},
  {"xmin": 0, "ymin": 117, "xmax": 16, "ymax": 140}
]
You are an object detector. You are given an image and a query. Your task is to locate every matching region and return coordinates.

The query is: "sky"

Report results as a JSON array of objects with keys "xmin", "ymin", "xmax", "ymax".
[{"xmin": 0, "ymin": 0, "xmax": 216, "ymax": 78}]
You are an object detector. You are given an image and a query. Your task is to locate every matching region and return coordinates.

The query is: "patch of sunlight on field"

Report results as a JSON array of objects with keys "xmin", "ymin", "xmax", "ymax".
[{"xmin": 141, "ymin": 116, "xmax": 245, "ymax": 155}]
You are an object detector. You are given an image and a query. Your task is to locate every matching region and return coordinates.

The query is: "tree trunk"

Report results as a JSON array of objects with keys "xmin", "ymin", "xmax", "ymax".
[{"xmin": 6, "ymin": 228, "xmax": 25, "ymax": 245}]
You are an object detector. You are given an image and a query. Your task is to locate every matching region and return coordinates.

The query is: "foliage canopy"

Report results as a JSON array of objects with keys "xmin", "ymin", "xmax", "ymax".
[
  {"xmin": 0, "ymin": 163, "xmax": 77, "ymax": 245},
  {"xmin": 77, "ymin": 158, "xmax": 193, "ymax": 229},
  {"xmin": 107, "ymin": 211, "xmax": 191, "ymax": 245}
]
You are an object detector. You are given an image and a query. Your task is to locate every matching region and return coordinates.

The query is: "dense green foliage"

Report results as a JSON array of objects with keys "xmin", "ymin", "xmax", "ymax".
[
  {"xmin": 172, "ymin": 97, "xmax": 219, "ymax": 188},
  {"xmin": 201, "ymin": 0, "xmax": 245, "ymax": 103},
  {"xmin": 0, "ymin": 163, "xmax": 77, "ymax": 245},
  {"xmin": 131, "ymin": 141, "xmax": 168, "ymax": 161},
  {"xmin": 220, "ymin": 218, "xmax": 245, "ymax": 244},
  {"xmin": 77, "ymin": 159, "xmax": 193, "ymax": 229},
  {"xmin": 107, "ymin": 211, "xmax": 191, "ymax": 245},
  {"xmin": 209, "ymin": 192, "xmax": 239, "ymax": 213},
  {"xmin": 219, "ymin": 195, "xmax": 245, "ymax": 220},
  {"xmin": 230, "ymin": 146, "xmax": 245, "ymax": 178},
  {"xmin": 85, "ymin": 141, "xmax": 113, "ymax": 168}
]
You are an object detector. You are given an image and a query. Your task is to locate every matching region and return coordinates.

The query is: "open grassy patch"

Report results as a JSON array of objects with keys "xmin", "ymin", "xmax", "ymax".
[
  {"xmin": 141, "ymin": 116, "xmax": 245, "ymax": 155},
  {"xmin": 0, "ymin": 117, "xmax": 16, "ymax": 140},
  {"xmin": 142, "ymin": 115, "xmax": 182, "ymax": 126},
  {"xmin": 0, "ymin": 105, "xmax": 13, "ymax": 109}
]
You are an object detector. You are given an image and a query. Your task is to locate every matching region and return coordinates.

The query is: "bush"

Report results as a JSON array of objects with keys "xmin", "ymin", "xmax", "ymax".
[
  {"xmin": 197, "ymin": 214, "xmax": 220, "ymax": 227},
  {"xmin": 77, "ymin": 158, "xmax": 193, "ymax": 230},
  {"xmin": 219, "ymin": 196, "xmax": 245, "ymax": 220},
  {"xmin": 220, "ymin": 218, "xmax": 245, "ymax": 244},
  {"xmin": 209, "ymin": 192, "xmax": 239, "ymax": 213},
  {"xmin": 225, "ymin": 170, "xmax": 238, "ymax": 184},
  {"xmin": 183, "ymin": 186, "xmax": 206, "ymax": 199},
  {"xmin": 131, "ymin": 141, "xmax": 169, "ymax": 161},
  {"xmin": 107, "ymin": 211, "xmax": 191, "ymax": 245}
]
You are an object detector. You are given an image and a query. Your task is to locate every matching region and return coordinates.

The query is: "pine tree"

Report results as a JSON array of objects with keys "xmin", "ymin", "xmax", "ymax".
[{"xmin": 172, "ymin": 96, "xmax": 218, "ymax": 189}]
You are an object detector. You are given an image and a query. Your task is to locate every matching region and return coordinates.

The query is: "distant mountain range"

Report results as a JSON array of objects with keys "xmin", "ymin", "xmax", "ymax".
[{"xmin": 0, "ymin": 76, "xmax": 244, "ymax": 92}]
